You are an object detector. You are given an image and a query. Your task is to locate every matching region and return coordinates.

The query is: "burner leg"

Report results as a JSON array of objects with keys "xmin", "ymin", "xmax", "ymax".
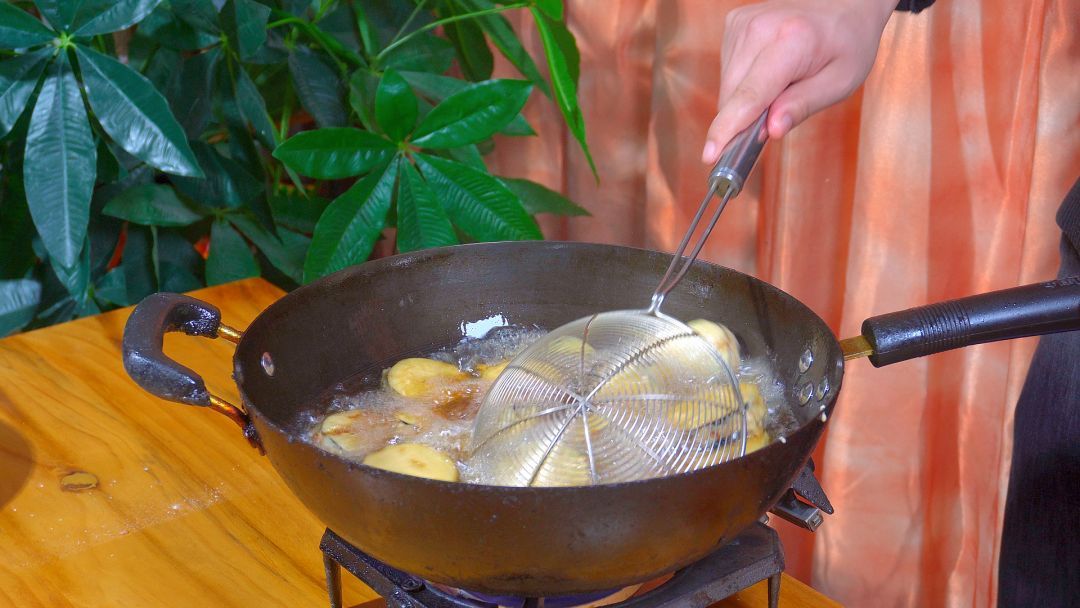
[
  {"xmin": 767, "ymin": 573, "xmax": 781, "ymax": 608},
  {"xmin": 324, "ymin": 553, "xmax": 343, "ymax": 608}
]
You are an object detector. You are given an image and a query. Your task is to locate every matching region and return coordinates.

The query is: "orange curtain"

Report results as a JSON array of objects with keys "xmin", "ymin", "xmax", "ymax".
[{"xmin": 490, "ymin": 1, "xmax": 1080, "ymax": 606}]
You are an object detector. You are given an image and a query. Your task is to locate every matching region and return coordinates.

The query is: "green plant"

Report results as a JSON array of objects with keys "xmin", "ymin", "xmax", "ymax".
[{"xmin": 0, "ymin": 0, "xmax": 592, "ymax": 337}]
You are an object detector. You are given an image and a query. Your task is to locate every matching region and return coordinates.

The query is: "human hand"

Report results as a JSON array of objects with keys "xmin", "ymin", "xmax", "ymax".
[{"xmin": 701, "ymin": 0, "xmax": 897, "ymax": 164}]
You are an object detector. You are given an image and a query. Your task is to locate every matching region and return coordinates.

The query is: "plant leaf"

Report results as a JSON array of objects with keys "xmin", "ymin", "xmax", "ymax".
[
  {"xmin": 288, "ymin": 45, "xmax": 347, "ymax": 128},
  {"xmin": 395, "ymin": 160, "xmax": 458, "ymax": 253},
  {"xmin": 352, "ymin": 0, "xmax": 378, "ymax": 57},
  {"xmin": 87, "ymin": 210, "xmax": 122, "ymax": 280},
  {"xmin": 383, "ymin": 33, "xmax": 454, "ymax": 73},
  {"xmin": 232, "ymin": 66, "xmax": 276, "ymax": 149},
  {"xmin": 347, "ymin": 68, "xmax": 379, "ymax": 131},
  {"xmin": 270, "ymin": 190, "xmax": 330, "ymax": 234},
  {"xmin": 499, "ymin": 177, "xmax": 588, "ymax": 216},
  {"xmin": 441, "ymin": 4, "xmax": 493, "ymax": 81},
  {"xmin": 206, "ymin": 219, "xmax": 258, "ymax": 285},
  {"xmin": 172, "ymin": 141, "xmax": 261, "ymax": 207},
  {"xmin": 245, "ymin": 28, "xmax": 288, "ymax": 65},
  {"xmin": 155, "ymin": 228, "xmax": 203, "ymax": 292},
  {"xmin": 221, "ymin": 0, "xmax": 270, "ymax": 60},
  {"xmin": 170, "ymin": 0, "xmax": 221, "ymax": 33},
  {"xmin": 48, "ymin": 236, "xmax": 90, "ymax": 299},
  {"xmin": 399, "ymin": 70, "xmax": 466, "ymax": 101},
  {"xmin": 168, "ymin": 46, "xmax": 220, "ymax": 139},
  {"xmin": 73, "ymin": 0, "xmax": 163, "ymax": 36},
  {"xmin": 400, "ymin": 70, "xmax": 532, "ymax": 137},
  {"xmin": 0, "ymin": 178, "xmax": 35, "ymax": 279},
  {"xmin": 93, "ymin": 267, "xmax": 128, "ymax": 307},
  {"xmin": 534, "ymin": 0, "xmax": 563, "ymax": 21},
  {"xmin": 0, "ymin": 4, "xmax": 55, "ymax": 49},
  {"xmin": 0, "ymin": 279, "xmax": 41, "ymax": 337},
  {"xmin": 281, "ymin": 0, "xmax": 310, "ymax": 16},
  {"xmin": 0, "ymin": 49, "xmax": 52, "ymax": 138},
  {"xmin": 273, "ymin": 127, "xmax": 394, "ymax": 179},
  {"xmin": 500, "ymin": 114, "xmax": 535, "ymax": 136},
  {"xmin": 415, "ymin": 153, "xmax": 541, "ymax": 241},
  {"xmin": 74, "ymin": 45, "xmax": 202, "ymax": 177},
  {"xmin": 103, "ymin": 183, "xmax": 205, "ymax": 226},
  {"xmin": 136, "ymin": 4, "xmax": 219, "ymax": 50},
  {"xmin": 412, "ymin": 79, "xmax": 531, "ymax": 149},
  {"xmin": 462, "ymin": 0, "xmax": 549, "ymax": 96},
  {"xmin": 247, "ymin": 188, "xmax": 277, "ymax": 236},
  {"xmin": 363, "ymin": 1, "xmax": 432, "ymax": 47},
  {"xmin": 95, "ymin": 136, "xmax": 124, "ymax": 182},
  {"xmin": 158, "ymin": 260, "xmax": 203, "ymax": 293},
  {"xmin": 303, "ymin": 157, "xmax": 398, "ymax": 282},
  {"xmin": 33, "ymin": 0, "xmax": 80, "ymax": 32},
  {"xmin": 121, "ymin": 225, "xmax": 156, "ymax": 303},
  {"xmin": 230, "ymin": 213, "xmax": 307, "ymax": 284},
  {"xmin": 445, "ymin": 144, "xmax": 486, "ymax": 170},
  {"xmin": 374, "ymin": 69, "xmax": 417, "ymax": 142},
  {"xmin": 532, "ymin": 8, "xmax": 594, "ymax": 177},
  {"xmin": 318, "ymin": 2, "xmax": 362, "ymax": 55},
  {"xmin": 24, "ymin": 54, "xmax": 96, "ymax": 268}
]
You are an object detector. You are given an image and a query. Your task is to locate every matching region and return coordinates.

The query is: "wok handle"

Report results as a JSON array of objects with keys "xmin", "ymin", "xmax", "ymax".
[
  {"xmin": 857, "ymin": 277, "xmax": 1080, "ymax": 367},
  {"xmin": 122, "ymin": 292, "xmax": 260, "ymax": 449}
]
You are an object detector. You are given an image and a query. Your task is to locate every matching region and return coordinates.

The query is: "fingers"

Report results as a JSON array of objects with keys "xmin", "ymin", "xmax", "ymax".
[
  {"xmin": 702, "ymin": 36, "xmax": 807, "ymax": 164},
  {"xmin": 767, "ymin": 61, "xmax": 860, "ymax": 138}
]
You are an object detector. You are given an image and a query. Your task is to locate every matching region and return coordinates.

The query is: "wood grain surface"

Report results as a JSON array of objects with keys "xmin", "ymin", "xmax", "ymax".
[{"xmin": 0, "ymin": 278, "xmax": 839, "ymax": 607}]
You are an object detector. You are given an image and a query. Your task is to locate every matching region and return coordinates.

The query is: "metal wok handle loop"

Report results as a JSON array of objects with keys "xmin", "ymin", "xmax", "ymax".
[{"xmin": 122, "ymin": 292, "xmax": 260, "ymax": 449}]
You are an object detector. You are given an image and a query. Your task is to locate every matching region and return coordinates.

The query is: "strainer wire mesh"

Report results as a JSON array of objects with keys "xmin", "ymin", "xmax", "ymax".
[{"xmin": 469, "ymin": 311, "xmax": 747, "ymax": 486}]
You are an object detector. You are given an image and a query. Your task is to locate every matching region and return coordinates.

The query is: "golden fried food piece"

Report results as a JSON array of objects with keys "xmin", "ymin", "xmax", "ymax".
[
  {"xmin": 687, "ymin": 319, "xmax": 741, "ymax": 371},
  {"xmin": 661, "ymin": 381, "xmax": 763, "ymax": 432},
  {"xmin": 321, "ymin": 410, "xmax": 365, "ymax": 434},
  {"xmin": 664, "ymin": 400, "xmax": 728, "ymax": 431},
  {"xmin": 362, "ymin": 443, "xmax": 460, "ymax": 481},
  {"xmin": 318, "ymin": 410, "xmax": 374, "ymax": 452},
  {"xmin": 475, "ymin": 360, "xmax": 508, "ymax": 380},
  {"xmin": 533, "ymin": 445, "xmax": 593, "ymax": 487},
  {"xmin": 740, "ymin": 382, "xmax": 767, "ymax": 437},
  {"xmin": 386, "ymin": 358, "xmax": 467, "ymax": 397},
  {"xmin": 595, "ymin": 368, "xmax": 647, "ymax": 398},
  {"xmin": 744, "ymin": 432, "xmax": 770, "ymax": 454}
]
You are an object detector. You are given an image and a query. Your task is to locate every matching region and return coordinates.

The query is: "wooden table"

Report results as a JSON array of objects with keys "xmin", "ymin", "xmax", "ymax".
[{"xmin": 0, "ymin": 278, "xmax": 840, "ymax": 607}]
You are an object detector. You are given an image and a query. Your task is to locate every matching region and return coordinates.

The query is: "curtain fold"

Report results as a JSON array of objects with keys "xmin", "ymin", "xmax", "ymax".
[{"xmin": 490, "ymin": 1, "xmax": 1080, "ymax": 605}]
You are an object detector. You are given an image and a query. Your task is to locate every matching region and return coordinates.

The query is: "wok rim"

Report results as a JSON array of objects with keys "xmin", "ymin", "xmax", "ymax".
[{"xmin": 234, "ymin": 240, "xmax": 845, "ymax": 493}]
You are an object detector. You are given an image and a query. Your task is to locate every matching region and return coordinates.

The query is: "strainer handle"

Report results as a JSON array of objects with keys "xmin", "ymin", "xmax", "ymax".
[
  {"xmin": 650, "ymin": 111, "xmax": 770, "ymax": 312},
  {"xmin": 708, "ymin": 110, "xmax": 770, "ymax": 197}
]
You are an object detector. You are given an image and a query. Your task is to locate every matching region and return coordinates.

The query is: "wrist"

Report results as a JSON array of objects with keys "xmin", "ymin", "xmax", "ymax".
[{"xmin": 838, "ymin": 0, "xmax": 897, "ymax": 31}]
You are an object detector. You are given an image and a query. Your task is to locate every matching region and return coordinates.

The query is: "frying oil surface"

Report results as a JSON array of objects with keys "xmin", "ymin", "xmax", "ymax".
[{"xmin": 304, "ymin": 324, "xmax": 796, "ymax": 484}]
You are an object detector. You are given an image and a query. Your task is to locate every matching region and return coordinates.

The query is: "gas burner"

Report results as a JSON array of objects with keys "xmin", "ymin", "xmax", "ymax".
[
  {"xmin": 320, "ymin": 462, "xmax": 832, "ymax": 608},
  {"xmin": 321, "ymin": 523, "xmax": 783, "ymax": 608}
]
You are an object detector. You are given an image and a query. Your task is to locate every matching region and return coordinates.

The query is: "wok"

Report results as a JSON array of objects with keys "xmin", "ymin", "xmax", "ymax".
[{"xmin": 122, "ymin": 241, "xmax": 1080, "ymax": 596}]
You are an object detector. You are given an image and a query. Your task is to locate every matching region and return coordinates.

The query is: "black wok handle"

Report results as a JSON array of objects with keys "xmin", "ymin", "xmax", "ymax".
[
  {"xmin": 859, "ymin": 277, "xmax": 1080, "ymax": 367},
  {"xmin": 122, "ymin": 292, "xmax": 260, "ymax": 449}
]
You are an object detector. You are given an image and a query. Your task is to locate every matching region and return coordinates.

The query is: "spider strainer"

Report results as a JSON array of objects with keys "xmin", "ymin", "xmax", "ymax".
[{"xmin": 467, "ymin": 113, "xmax": 770, "ymax": 487}]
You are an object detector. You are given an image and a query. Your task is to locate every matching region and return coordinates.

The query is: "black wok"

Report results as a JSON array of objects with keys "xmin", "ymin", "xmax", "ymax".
[{"xmin": 121, "ymin": 241, "xmax": 1080, "ymax": 596}]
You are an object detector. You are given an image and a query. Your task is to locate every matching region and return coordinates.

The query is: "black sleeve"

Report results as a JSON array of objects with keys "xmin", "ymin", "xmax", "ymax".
[{"xmin": 895, "ymin": 0, "xmax": 937, "ymax": 13}]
